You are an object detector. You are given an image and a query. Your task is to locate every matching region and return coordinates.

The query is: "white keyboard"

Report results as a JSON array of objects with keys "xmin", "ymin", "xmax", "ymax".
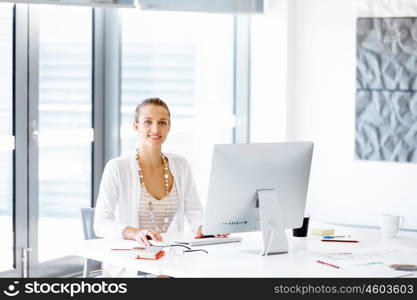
[{"xmin": 174, "ymin": 236, "xmax": 242, "ymax": 247}]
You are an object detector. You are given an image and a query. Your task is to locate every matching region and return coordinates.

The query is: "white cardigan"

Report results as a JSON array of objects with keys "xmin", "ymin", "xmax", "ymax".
[
  {"xmin": 93, "ymin": 152, "xmax": 204, "ymax": 277},
  {"xmin": 94, "ymin": 152, "xmax": 204, "ymax": 238}
]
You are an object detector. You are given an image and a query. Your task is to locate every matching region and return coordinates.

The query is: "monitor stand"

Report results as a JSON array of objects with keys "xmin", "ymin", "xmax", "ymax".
[{"xmin": 257, "ymin": 189, "xmax": 289, "ymax": 255}]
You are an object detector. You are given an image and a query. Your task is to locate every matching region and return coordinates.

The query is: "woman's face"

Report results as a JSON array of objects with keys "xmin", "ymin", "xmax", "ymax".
[{"xmin": 134, "ymin": 104, "xmax": 171, "ymax": 148}]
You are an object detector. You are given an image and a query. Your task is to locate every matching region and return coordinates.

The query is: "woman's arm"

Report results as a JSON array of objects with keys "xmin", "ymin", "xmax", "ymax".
[
  {"xmin": 94, "ymin": 159, "xmax": 164, "ymax": 243},
  {"xmin": 183, "ymin": 159, "xmax": 205, "ymax": 234},
  {"xmin": 93, "ymin": 160, "xmax": 128, "ymax": 238}
]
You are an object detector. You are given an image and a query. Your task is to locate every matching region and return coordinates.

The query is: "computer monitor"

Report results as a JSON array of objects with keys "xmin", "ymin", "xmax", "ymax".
[{"xmin": 203, "ymin": 142, "xmax": 314, "ymax": 255}]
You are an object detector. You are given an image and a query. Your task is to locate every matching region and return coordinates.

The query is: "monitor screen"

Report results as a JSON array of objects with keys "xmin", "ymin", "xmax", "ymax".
[{"xmin": 203, "ymin": 142, "xmax": 314, "ymax": 236}]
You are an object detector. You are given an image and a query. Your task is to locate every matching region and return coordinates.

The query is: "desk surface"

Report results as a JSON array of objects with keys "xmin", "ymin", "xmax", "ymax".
[{"xmin": 72, "ymin": 222, "xmax": 417, "ymax": 277}]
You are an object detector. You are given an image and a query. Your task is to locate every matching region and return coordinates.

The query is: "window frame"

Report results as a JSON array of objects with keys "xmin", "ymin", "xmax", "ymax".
[
  {"xmin": 234, "ymin": 15, "xmax": 251, "ymax": 143},
  {"xmin": 12, "ymin": 3, "xmax": 30, "ymax": 278},
  {"xmin": 92, "ymin": 8, "xmax": 122, "ymax": 204}
]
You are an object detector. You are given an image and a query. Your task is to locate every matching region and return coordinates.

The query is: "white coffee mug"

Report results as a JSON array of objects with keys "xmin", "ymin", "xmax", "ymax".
[{"xmin": 380, "ymin": 214, "xmax": 405, "ymax": 238}]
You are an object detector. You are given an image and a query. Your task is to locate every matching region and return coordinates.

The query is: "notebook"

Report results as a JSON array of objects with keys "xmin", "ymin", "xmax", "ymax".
[{"xmin": 131, "ymin": 246, "xmax": 165, "ymax": 260}]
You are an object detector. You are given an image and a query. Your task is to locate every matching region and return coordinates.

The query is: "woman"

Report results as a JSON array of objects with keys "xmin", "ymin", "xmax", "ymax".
[{"xmin": 93, "ymin": 98, "xmax": 218, "ymax": 277}]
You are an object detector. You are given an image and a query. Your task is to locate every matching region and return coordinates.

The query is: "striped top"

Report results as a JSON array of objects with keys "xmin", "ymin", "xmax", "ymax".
[{"xmin": 138, "ymin": 182, "xmax": 178, "ymax": 233}]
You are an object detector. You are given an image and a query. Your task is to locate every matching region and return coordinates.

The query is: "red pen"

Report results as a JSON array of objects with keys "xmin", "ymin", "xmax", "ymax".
[{"xmin": 317, "ymin": 260, "xmax": 340, "ymax": 269}]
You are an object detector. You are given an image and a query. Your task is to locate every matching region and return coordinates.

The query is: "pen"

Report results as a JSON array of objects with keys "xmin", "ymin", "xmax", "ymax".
[
  {"xmin": 317, "ymin": 260, "xmax": 340, "ymax": 269},
  {"xmin": 353, "ymin": 262, "xmax": 383, "ymax": 266},
  {"xmin": 321, "ymin": 239, "xmax": 359, "ymax": 243},
  {"xmin": 323, "ymin": 235, "xmax": 351, "ymax": 239}
]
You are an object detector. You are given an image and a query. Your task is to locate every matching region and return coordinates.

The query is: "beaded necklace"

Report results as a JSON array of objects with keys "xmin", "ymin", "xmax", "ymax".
[{"xmin": 135, "ymin": 149, "xmax": 171, "ymax": 232}]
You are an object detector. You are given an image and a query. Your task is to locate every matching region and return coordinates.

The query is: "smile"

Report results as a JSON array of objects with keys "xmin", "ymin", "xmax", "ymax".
[{"xmin": 148, "ymin": 135, "xmax": 161, "ymax": 140}]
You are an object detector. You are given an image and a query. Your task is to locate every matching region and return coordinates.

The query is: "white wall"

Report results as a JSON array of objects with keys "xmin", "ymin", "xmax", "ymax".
[
  {"xmin": 250, "ymin": 0, "xmax": 288, "ymax": 142},
  {"xmin": 290, "ymin": 0, "xmax": 417, "ymax": 229}
]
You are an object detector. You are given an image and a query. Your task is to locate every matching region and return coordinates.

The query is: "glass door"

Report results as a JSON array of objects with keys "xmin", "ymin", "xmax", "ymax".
[
  {"xmin": 0, "ymin": 4, "xmax": 95, "ymax": 277},
  {"xmin": 27, "ymin": 4, "xmax": 94, "ymax": 277}
]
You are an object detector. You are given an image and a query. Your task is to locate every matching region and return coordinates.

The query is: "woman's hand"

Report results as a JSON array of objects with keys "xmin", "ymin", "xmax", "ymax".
[
  {"xmin": 135, "ymin": 228, "xmax": 163, "ymax": 246},
  {"xmin": 123, "ymin": 227, "xmax": 163, "ymax": 246},
  {"xmin": 194, "ymin": 225, "xmax": 229, "ymax": 239}
]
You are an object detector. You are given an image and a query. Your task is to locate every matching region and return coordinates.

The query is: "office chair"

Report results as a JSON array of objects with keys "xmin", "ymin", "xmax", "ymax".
[
  {"xmin": 80, "ymin": 208, "xmax": 102, "ymax": 278},
  {"xmin": 81, "ymin": 207, "xmax": 149, "ymax": 278}
]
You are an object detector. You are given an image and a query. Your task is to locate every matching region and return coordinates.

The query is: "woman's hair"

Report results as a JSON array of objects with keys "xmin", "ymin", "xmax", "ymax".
[{"xmin": 134, "ymin": 98, "xmax": 171, "ymax": 123}]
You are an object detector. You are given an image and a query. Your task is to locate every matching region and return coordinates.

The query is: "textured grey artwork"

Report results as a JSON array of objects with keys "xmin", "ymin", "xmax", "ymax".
[{"xmin": 356, "ymin": 18, "xmax": 417, "ymax": 162}]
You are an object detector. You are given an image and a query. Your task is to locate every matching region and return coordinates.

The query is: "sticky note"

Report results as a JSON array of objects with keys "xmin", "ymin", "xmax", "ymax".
[{"xmin": 311, "ymin": 228, "xmax": 335, "ymax": 236}]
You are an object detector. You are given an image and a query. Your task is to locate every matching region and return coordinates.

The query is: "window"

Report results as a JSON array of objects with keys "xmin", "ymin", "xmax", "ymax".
[
  {"xmin": 120, "ymin": 10, "xmax": 235, "ymax": 202},
  {"xmin": 0, "ymin": 3, "xmax": 14, "ymax": 272},
  {"xmin": 0, "ymin": 3, "xmax": 249, "ymax": 278},
  {"xmin": 37, "ymin": 5, "xmax": 93, "ymax": 263}
]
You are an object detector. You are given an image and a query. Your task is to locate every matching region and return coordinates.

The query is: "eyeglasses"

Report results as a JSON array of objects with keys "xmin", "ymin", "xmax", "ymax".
[{"xmin": 159, "ymin": 244, "xmax": 208, "ymax": 256}]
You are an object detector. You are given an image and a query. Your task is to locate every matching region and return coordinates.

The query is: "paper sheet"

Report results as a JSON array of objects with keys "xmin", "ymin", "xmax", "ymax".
[{"xmin": 300, "ymin": 245, "xmax": 417, "ymax": 277}]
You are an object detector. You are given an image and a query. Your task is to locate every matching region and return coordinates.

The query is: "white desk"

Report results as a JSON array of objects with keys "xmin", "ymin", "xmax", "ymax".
[{"xmin": 72, "ymin": 222, "xmax": 417, "ymax": 277}]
